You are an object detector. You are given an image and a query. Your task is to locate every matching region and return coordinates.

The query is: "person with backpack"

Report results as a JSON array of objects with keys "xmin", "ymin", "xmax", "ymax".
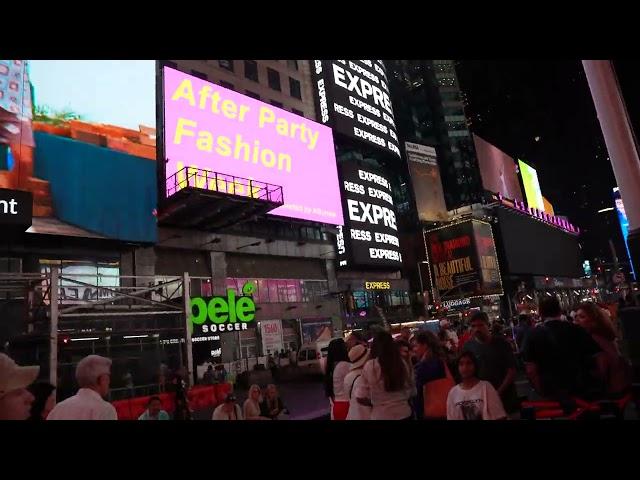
[
  {"xmin": 344, "ymin": 344, "xmax": 371, "ymax": 420},
  {"xmin": 413, "ymin": 331, "xmax": 454, "ymax": 420},
  {"xmin": 522, "ymin": 296, "xmax": 603, "ymax": 400}
]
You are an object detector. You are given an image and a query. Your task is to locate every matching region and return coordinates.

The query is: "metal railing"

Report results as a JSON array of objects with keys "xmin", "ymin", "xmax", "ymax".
[{"xmin": 165, "ymin": 165, "xmax": 284, "ymax": 204}]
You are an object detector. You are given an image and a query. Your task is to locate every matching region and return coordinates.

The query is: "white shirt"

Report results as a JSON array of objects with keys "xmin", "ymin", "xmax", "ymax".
[
  {"xmin": 212, "ymin": 403, "xmax": 243, "ymax": 420},
  {"xmin": 361, "ymin": 359, "xmax": 412, "ymax": 420},
  {"xmin": 344, "ymin": 369, "xmax": 371, "ymax": 420},
  {"xmin": 47, "ymin": 388, "xmax": 117, "ymax": 420},
  {"xmin": 332, "ymin": 361, "xmax": 352, "ymax": 402},
  {"xmin": 446, "ymin": 380, "xmax": 507, "ymax": 420}
]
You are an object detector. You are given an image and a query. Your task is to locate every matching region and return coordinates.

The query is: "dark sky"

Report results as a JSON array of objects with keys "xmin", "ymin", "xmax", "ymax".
[{"xmin": 457, "ymin": 60, "xmax": 627, "ymax": 265}]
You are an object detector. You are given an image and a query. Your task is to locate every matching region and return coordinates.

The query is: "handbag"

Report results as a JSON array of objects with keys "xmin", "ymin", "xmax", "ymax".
[{"xmin": 423, "ymin": 360, "xmax": 455, "ymax": 419}]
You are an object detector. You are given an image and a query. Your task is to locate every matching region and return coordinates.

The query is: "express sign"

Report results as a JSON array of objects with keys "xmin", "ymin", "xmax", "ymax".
[
  {"xmin": 190, "ymin": 282, "xmax": 257, "ymax": 334},
  {"xmin": 311, "ymin": 60, "xmax": 401, "ymax": 159}
]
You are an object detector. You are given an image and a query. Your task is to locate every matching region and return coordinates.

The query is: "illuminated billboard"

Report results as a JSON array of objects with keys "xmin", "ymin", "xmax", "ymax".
[
  {"xmin": 311, "ymin": 60, "xmax": 401, "ymax": 159},
  {"xmin": 518, "ymin": 159, "xmax": 545, "ymax": 211},
  {"xmin": 404, "ymin": 142, "xmax": 448, "ymax": 222},
  {"xmin": 613, "ymin": 187, "xmax": 636, "ymax": 280},
  {"xmin": 473, "ymin": 134, "xmax": 523, "ymax": 202},
  {"xmin": 0, "ymin": 60, "xmax": 157, "ymax": 242},
  {"xmin": 163, "ymin": 67, "xmax": 343, "ymax": 226},
  {"xmin": 336, "ymin": 163, "xmax": 402, "ymax": 268}
]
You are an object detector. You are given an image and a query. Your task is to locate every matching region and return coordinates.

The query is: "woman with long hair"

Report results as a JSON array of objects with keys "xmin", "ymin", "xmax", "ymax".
[
  {"xmin": 260, "ymin": 384, "xmax": 287, "ymax": 420},
  {"xmin": 27, "ymin": 382, "xmax": 56, "ymax": 421},
  {"xmin": 243, "ymin": 384, "xmax": 269, "ymax": 420},
  {"xmin": 575, "ymin": 302, "xmax": 632, "ymax": 395},
  {"xmin": 357, "ymin": 331, "xmax": 413, "ymax": 420},
  {"xmin": 324, "ymin": 338, "xmax": 351, "ymax": 420},
  {"xmin": 447, "ymin": 352, "xmax": 507, "ymax": 420},
  {"xmin": 413, "ymin": 331, "xmax": 454, "ymax": 420}
]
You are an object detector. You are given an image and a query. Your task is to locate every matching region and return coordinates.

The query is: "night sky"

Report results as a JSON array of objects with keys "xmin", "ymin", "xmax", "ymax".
[{"xmin": 457, "ymin": 60, "xmax": 629, "ymax": 266}]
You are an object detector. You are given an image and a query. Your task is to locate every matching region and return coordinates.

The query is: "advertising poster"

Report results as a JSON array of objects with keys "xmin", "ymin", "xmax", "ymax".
[
  {"xmin": 336, "ymin": 162, "xmax": 402, "ymax": 268},
  {"xmin": 517, "ymin": 159, "xmax": 545, "ymax": 212},
  {"xmin": 473, "ymin": 134, "xmax": 523, "ymax": 202},
  {"xmin": 163, "ymin": 67, "xmax": 343, "ymax": 226},
  {"xmin": 424, "ymin": 220, "xmax": 502, "ymax": 300},
  {"xmin": 301, "ymin": 319, "xmax": 333, "ymax": 345},
  {"xmin": 405, "ymin": 142, "xmax": 448, "ymax": 222},
  {"xmin": 260, "ymin": 319, "xmax": 284, "ymax": 355},
  {"xmin": 311, "ymin": 60, "xmax": 401, "ymax": 158},
  {"xmin": 613, "ymin": 187, "xmax": 636, "ymax": 280},
  {"xmin": 0, "ymin": 60, "xmax": 157, "ymax": 242}
]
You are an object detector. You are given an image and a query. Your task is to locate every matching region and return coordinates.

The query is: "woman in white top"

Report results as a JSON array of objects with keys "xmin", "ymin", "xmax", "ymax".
[
  {"xmin": 358, "ymin": 331, "xmax": 413, "ymax": 420},
  {"xmin": 243, "ymin": 384, "xmax": 269, "ymax": 420},
  {"xmin": 447, "ymin": 351, "xmax": 507, "ymax": 420},
  {"xmin": 324, "ymin": 338, "xmax": 351, "ymax": 420},
  {"xmin": 344, "ymin": 344, "xmax": 371, "ymax": 420}
]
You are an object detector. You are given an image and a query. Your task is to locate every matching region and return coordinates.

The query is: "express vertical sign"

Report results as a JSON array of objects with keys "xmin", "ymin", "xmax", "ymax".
[
  {"xmin": 337, "ymin": 163, "xmax": 402, "ymax": 268},
  {"xmin": 312, "ymin": 60, "xmax": 401, "ymax": 158}
]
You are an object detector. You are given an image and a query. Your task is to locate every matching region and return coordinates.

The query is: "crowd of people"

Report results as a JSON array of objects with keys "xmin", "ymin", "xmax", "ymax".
[{"xmin": 323, "ymin": 296, "xmax": 634, "ymax": 420}]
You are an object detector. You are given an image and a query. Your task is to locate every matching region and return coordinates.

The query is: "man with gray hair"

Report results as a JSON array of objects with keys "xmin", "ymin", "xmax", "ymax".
[{"xmin": 47, "ymin": 355, "xmax": 117, "ymax": 420}]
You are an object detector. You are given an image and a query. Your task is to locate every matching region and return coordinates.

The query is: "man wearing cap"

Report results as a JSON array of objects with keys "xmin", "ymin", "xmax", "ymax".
[
  {"xmin": 212, "ymin": 393, "xmax": 243, "ymax": 420},
  {"xmin": 343, "ymin": 345, "xmax": 371, "ymax": 420},
  {"xmin": 47, "ymin": 355, "xmax": 117, "ymax": 420},
  {"xmin": 0, "ymin": 353, "xmax": 39, "ymax": 420}
]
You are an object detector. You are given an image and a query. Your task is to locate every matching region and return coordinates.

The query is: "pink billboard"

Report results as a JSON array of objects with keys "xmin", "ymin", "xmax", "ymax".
[{"xmin": 163, "ymin": 67, "xmax": 343, "ymax": 225}]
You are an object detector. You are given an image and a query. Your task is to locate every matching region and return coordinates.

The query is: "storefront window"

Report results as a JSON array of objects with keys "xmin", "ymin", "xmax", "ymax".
[
  {"xmin": 40, "ymin": 260, "xmax": 120, "ymax": 305},
  {"xmin": 222, "ymin": 278, "xmax": 327, "ymax": 304}
]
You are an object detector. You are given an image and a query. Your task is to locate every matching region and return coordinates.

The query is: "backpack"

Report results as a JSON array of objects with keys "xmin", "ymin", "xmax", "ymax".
[{"xmin": 423, "ymin": 360, "xmax": 455, "ymax": 419}]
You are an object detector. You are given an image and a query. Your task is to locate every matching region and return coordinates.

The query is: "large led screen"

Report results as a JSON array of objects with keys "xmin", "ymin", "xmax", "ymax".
[
  {"xmin": 473, "ymin": 134, "xmax": 523, "ymax": 202},
  {"xmin": 163, "ymin": 67, "xmax": 343, "ymax": 226},
  {"xmin": 518, "ymin": 159, "xmax": 545, "ymax": 211},
  {"xmin": 613, "ymin": 187, "xmax": 636, "ymax": 280},
  {"xmin": 0, "ymin": 60, "xmax": 157, "ymax": 242},
  {"xmin": 405, "ymin": 142, "xmax": 448, "ymax": 222},
  {"xmin": 311, "ymin": 60, "xmax": 401, "ymax": 159},
  {"xmin": 495, "ymin": 207, "xmax": 583, "ymax": 278},
  {"xmin": 336, "ymin": 163, "xmax": 402, "ymax": 268}
]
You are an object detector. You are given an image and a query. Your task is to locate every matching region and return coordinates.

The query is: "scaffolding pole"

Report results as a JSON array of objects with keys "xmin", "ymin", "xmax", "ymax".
[
  {"xmin": 49, "ymin": 266, "xmax": 59, "ymax": 388},
  {"xmin": 182, "ymin": 272, "xmax": 194, "ymax": 387}
]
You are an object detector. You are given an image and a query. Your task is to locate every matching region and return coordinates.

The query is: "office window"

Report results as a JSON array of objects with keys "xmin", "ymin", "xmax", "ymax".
[
  {"xmin": 245, "ymin": 90, "xmax": 260, "ymax": 100},
  {"xmin": 219, "ymin": 80, "xmax": 234, "ymax": 91},
  {"xmin": 244, "ymin": 60, "xmax": 259, "ymax": 82},
  {"xmin": 270, "ymin": 100, "xmax": 283, "ymax": 108},
  {"xmin": 287, "ymin": 60, "xmax": 299, "ymax": 71},
  {"xmin": 190, "ymin": 70, "xmax": 208, "ymax": 80},
  {"xmin": 289, "ymin": 77, "xmax": 302, "ymax": 99},
  {"xmin": 292, "ymin": 108, "xmax": 304, "ymax": 117},
  {"xmin": 218, "ymin": 60, "xmax": 234, "ymax": 72},
  {"xmin": 267, "ymin": 68, "xmax": 281, "ymax": 91}
]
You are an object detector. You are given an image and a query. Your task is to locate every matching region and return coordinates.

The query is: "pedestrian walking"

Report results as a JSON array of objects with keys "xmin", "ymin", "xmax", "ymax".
[
  {"xmin": 27, "ymin": 382, "xmax": 56, "ymax": 421},
  {"xmin": 462, "ymin": 312, "xmax": 518, "ymax": 414},
  {"xmin": 447, "ymin": 352, "xmax": 507, "ymax": 420},
  {"xmin": 574, "ymin": 302, "xmax": 632, "ymax": 396},
  {"xmin": 47, "ymin": 355, "xmax": 117, "ymax": 420},
  {"xmin": 324, "ymin": 338, "xmax": 351, "ymax": 420},
  {"xmin": 0, "ymin": 353, "xmax": 38, "ymax": 421},
  {"xmin": 358, "ymin": 331, "xmax": 413, "ymax": 420},
  {"xmin": 413, "ymin": 331, "xmax": 454, "ymax": 420},
  {"xmin": 344, "ymin": 345, "xmax": 371, "ymax": 420}
]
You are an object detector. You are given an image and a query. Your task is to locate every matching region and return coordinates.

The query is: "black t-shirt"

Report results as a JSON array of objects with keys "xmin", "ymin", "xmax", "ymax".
[
  {"xmin": 463, "ymin": 336, "xmax": 518, "ymax": 412},
  {"xmin": 522, "ymin": 320, "xmax": 602, "ymax": 396}
]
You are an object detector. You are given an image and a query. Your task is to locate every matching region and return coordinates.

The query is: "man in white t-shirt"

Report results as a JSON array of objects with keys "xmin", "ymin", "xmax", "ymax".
[
  {"xmin": 47, "ymin": 355, "xmax": 117, "ymax": 420},
  {"xmin": 212, "ymin": 393, "xmax": 243, "ymax": 420}
]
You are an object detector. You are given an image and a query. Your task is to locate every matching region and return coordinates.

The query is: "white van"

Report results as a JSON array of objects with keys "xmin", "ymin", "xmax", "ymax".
[{"xmin": 297, "ymin": 340, "xmax": 332, "ymax": 375}]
